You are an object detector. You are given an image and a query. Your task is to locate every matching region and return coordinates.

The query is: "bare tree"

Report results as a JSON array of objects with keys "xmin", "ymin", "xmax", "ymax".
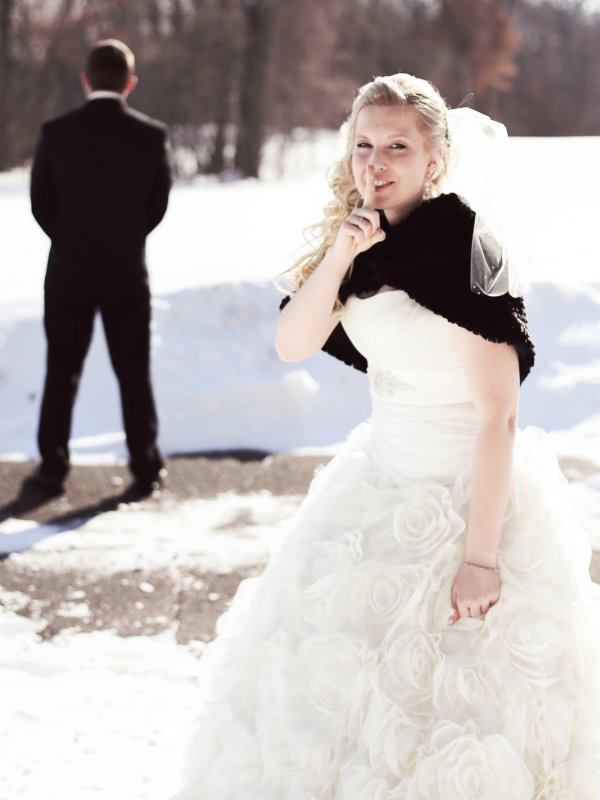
[
  {"xmin": 492, "ymin": 0, "xmax": 600, "ymax": 134},
  {"xmin": 0, "ymin": 0, "xmax": 15, "ymax": 170},
  {"xmin": 430, "ymin": 0, "xmax": 522, "ymax": 105},
  {"xmin": 234, "ymin": 0, "xmax": 275, "ymax": 178}
]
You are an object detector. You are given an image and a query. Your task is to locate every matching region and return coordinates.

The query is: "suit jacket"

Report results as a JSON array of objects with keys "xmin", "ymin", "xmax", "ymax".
[{"xmin": 30, "ymin": 97, "xmax": 172, "ymax": 299}]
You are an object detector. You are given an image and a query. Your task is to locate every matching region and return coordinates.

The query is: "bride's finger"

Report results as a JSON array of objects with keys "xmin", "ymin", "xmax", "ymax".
[
  {"xmin": 448, "ymin": 585, "xmax": 459, "ymax": 625},
  {"xmin": 455, "ymin": 599, "xmax": 470, "ymax": 621},
  {"xmin": 369, "ymin": 227, "xmax": 386, "ymax": 244},
  {"xmin": 348, "ymin": 212, "xmax": 375, "ymax": 234},
  {"xmin": 347, "ymin": 215, "xmax": 384, "ymax": 248},
  {"xmin": 363, "ymin": 166, "xmax": 377, "ymax": 209}
]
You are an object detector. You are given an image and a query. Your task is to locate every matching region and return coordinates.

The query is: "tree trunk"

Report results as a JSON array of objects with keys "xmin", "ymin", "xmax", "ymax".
[
  {"xmin": 208, "ymin": 0, "xmax": 234, "ymax": 175},
  {"xmin": 209, "ymin": 74, "xmax": 231, "ymax": 175},
  {"xmin": 234, "ymin": 0, "xmax": 273, "ymax": 179},
  {"xmin": 0, "ymin": 0, "xmax": 15, "ymax": 170}
]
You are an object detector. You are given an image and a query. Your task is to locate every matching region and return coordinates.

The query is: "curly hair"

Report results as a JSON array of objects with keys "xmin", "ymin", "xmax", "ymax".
[{"xmin": 280, "ymin": 73, "xmax": 452, "ymax": 313}]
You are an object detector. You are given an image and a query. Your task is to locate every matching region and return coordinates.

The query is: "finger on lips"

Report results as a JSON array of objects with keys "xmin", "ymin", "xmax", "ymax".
[
  {"xmin": 363, "ymin": 169, "xmax": 384, "ymax": 238},
  {"xmin": 363, "ymin": 167, "xmax": 377, "ymax": 209}
]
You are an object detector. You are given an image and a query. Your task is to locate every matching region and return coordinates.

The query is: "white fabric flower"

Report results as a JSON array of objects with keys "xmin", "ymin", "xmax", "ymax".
[
  {"xmin": 377, "ymin": 630, "xmax": 442, "ymax": 722},
  {"xmin": 361, "ymin": 703, "xmax": 428, "ymax": 778},
  {"xmin": 304, "ymin": 529, "xmax": 365, "ymax": 581},
  {"xmin": 501, "ymin": 512, "xmax": 573, "ymax": 593},
  {"xmin": 299, "ymin": 635, "xmax": 374, "ymax": 722},
  {"xmin": 392, "ymin": 484, "xmax": 464, "ymax": 562},
  {"xmin": 260, "ymin": 714, "xmax": 334, "ymax": 791},
  {"xmin": 343, "ymin": 561, "xmax": 426, "ymax": 639},
  {"xmin": 521, "ymin": 691, "xmax": 574, "ymax": 778},
  {"xmin": 346, "ymin": 563, "xmax": 414, "ymax": 634},
  {"xmin": 336, "ymin": 765, "xmax": 407, "ymax": 800},
  {"xmin": 530, "ymin": 764, "xmax": 570, "ymax": 800},
  {"xmin": 432, "ymin": 658, "xmax": 511, "ymax": 730},
  {"xmin": 408, "ymin": 721, "xmax": 534, "ymax": 799},
  {"xmin": 201, "ymin": 720, "xmax": 263, "ymax": 798},
  {"xmin": 486, "ymin": 599, "xmax": 565, "ymax": 686},
  {"xmin": 565, "ymin": 756, "xmax": 600, "ymax": 800},
  {"xmin": 355, "ymin": 778, "xmax": 388, "ymax": 800},
  {"xmin": 299, "ymin": 531, "xmax": 365, "ymax": 629}
]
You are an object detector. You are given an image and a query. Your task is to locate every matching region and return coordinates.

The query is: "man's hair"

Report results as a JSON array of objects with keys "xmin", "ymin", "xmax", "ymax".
[{"xmin": 85, "ymin": 39, "xmax": 135, "ymax": 92}]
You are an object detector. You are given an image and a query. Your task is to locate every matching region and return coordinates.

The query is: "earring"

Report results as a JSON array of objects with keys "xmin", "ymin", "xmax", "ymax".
[{"xmin": 423, "ymin": 173, "xmax": 433, "ymax": 200}]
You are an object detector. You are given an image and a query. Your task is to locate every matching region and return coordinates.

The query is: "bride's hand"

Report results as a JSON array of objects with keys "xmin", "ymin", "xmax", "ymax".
[
  {"xmin": 449, "ymin": 564, "xmax": 501, "ymax": 625},
  {"xmin": 329, "ymin": 168, "xmax": 386, "ymax": 263}
]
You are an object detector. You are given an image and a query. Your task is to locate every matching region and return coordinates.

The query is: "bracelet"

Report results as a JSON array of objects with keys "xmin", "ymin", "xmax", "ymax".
[{"xmin": 462, "ymin": 561, "xmax": 500, "ymax": 575}]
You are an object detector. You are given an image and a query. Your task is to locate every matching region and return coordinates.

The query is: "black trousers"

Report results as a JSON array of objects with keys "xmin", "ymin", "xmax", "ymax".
[{"xmin": 37, "ymin": 293, "xmax": 163, "ymax": 483}]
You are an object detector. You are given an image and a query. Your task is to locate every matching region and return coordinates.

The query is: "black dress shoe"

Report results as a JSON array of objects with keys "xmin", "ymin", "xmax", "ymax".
[
  {"xmin": 23, "ymin": 465, "xmax": 66, "ymax": 496},
  {"xmin": 127, "ymin": 467, "xmax": 168, "ymax": 499}
]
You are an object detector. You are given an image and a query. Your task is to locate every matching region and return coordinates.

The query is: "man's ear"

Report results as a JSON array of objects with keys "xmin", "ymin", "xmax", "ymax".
[
  {"xmin": 123, "ymin": 75, "xmax": 138, "ymax": 97},
  {"xmin": 81, "ymin": 72, "xmax": 91, "ymax": 96}
]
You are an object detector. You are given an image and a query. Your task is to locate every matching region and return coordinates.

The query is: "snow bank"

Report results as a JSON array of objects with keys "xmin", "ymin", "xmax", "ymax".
[
  {"xmin": 0, "ymin": 281, "xmax": 370, "ymax": 458},
  {"xmin": 1, "ymin": 278, "xmax": 600, "ymax": 465}
]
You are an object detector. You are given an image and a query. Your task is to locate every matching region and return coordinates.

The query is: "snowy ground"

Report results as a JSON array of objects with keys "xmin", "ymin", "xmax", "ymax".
[
  {"xmin": 2, "ymin": 614, "xmax": 202, "ymax": 800},
  {"xmin": 2, "ymin": 133, "xmax": 600, "ymax": 799},
  {"xmin": 1, "ymin": 490, "xmax": 302, "ymax": 800}
]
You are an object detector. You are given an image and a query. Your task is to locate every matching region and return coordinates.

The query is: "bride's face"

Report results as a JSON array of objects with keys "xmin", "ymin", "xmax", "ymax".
[{"xmin": 351, "ymin": 105, "xmax": 438, "ymax": 224}]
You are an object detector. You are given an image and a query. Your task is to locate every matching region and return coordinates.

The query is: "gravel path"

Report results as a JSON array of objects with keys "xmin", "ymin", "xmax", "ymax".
[{"xmin": 0, "ymin": 454, "xmax": 325, "ymax": 643}]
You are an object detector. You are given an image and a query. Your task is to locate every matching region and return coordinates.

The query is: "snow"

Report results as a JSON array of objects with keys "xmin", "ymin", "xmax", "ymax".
[
  {"xmin": 0, "ymin": 490, "xmax": 301, "ymax": 800},
  {"xmin": 1, "ymin": 613, "xmax": 201, "ymax": 800},
  {"xmin": 2, "ymin": 132, "xmax": 600, "ymax": 798},
  {"xmin": 0, "ymin": 490, "xmax": 301, "ymax": 568}
]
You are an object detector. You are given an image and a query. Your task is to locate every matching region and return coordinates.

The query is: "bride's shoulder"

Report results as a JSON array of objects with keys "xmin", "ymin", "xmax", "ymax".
[
  {"xmin": 408, "ymin": 193, "xmax": 475, "ymax": 242},
  {"xmin": 428, "ymin": 192, "xmax": 474, "ymax": 220},
  {"xmin": 411, "ymin": 193, "xmax": 475, "ymax": 256}
]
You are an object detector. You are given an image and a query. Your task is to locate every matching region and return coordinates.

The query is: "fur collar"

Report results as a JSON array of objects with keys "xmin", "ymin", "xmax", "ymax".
[{"xmin": 331, "ymin": 192, "xmax": 535, "ymax": 383}]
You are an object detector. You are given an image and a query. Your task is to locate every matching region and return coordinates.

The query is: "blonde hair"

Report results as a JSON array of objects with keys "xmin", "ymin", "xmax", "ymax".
[{"xmin": 281, "ymin": 73, "xmax": 451, "ymax": 311}]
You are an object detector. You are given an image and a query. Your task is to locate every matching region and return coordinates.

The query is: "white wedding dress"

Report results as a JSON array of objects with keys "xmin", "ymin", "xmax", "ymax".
[{"xmin": 176, "ymin": 290, "xmax": 600, "ymax": 800}]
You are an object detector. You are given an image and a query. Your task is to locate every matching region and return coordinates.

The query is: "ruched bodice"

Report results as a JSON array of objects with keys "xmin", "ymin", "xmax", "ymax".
[
  {"xmin": 342, "ymin": 291, "xmax": 479, "ymax": 484},
  {"xmin": 342, "ymin": 290, "xmax": 473, "ymax": 404}
]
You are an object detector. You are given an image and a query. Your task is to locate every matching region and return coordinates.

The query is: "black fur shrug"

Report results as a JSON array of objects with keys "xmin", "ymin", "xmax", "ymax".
[{"xmin": 281, "ymin": 192, "xmax": 535, "ymax": 383}]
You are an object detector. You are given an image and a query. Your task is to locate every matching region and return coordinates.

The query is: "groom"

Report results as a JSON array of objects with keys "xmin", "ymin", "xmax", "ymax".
[{"xmin": 27, "ymin": 39, "xmax": 171, "ymax": 496}]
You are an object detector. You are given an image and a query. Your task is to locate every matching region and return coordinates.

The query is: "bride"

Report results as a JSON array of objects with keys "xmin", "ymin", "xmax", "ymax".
[{"xmin": 175, "ymin": 73, "xmax": 600, "ymax": 799}]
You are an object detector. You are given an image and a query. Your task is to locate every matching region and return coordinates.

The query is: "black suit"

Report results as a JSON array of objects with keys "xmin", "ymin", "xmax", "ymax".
[{"xmin": 30, "ymin": 95, "xmax": 171, "ymax": 484}]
